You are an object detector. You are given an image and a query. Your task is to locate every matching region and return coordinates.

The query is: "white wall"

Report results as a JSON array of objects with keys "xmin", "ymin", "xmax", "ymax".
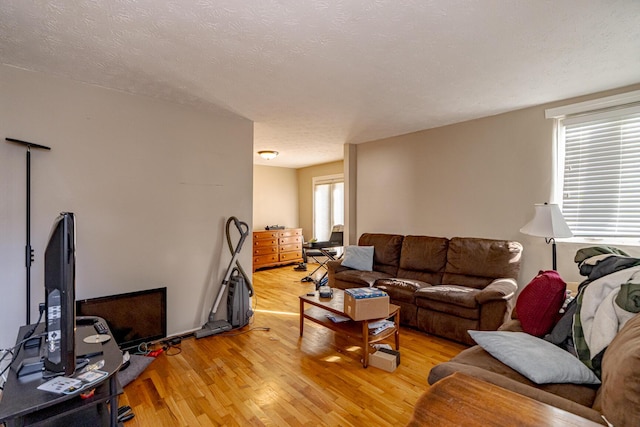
[
  {"xmin": 355, "ymin": 84, "xmax": 640, "ymax": 287},
  {"xmin": 0, "ymin": 66, "xmax": 253, "ymax": 348},
  {"xmin": 253, "ymin": 165, "xmax": 298, "ymax": 231}
]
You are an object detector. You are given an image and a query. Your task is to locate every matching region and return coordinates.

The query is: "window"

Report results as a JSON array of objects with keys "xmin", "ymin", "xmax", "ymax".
[
  {"xmin": 552, "ymin": 96, "xmax": 640, "ymax": 239},
  {"xmin": 313, "ymin": 174, "xmax": 344, "ymax": 241}
]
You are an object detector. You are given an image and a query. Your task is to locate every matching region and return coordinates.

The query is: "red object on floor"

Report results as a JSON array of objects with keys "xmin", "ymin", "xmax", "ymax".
[{"xmin": 148, "ymin": 348, "xmax": 164, "ymax": 357}]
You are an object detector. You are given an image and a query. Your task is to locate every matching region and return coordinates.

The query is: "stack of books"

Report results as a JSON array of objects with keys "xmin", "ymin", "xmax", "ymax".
[{"xmin": 345, "ymin": 287, "xmax": 387, "ymax": 299}]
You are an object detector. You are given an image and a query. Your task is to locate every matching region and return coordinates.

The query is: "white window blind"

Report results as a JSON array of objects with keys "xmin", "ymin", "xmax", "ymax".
[{"xmin": 561, "ymin": 105, "xmax": 640, "ymax": 238}]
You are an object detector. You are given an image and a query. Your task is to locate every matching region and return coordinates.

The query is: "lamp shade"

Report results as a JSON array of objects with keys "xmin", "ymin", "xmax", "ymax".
[{"xmin": 520, "ymin": 203, "xmax": 573, "ymax": 238}]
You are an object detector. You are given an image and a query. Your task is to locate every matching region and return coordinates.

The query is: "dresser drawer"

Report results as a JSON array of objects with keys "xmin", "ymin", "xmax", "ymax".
[
  {"xmin": 254, "ymin": 238, "xmax": 278, "ymax": 248},
  {"xmin": 254, "ymin": 254, "xmax": 278, "ymax": 265},
  {"xmin": 254, "ymin": 230, "xmax": 280, "ymax": 240},
  {"xmin": 279, "ymin": 251, "xmax": 302, "ymax": 262},
  {"xmin": 254, "ymin": 246, "xmax": 278, "ymax": 256},
  {"xmin": 280, "ymin": 236, "xmax": 302, "ymax": 245},
  {"xmin": 279, "ymin": 229, "xmax": 302, "ymax": 238},
  {"xmin": 280, "ymin": 242, "xmax": 302, "ymax": 253}
]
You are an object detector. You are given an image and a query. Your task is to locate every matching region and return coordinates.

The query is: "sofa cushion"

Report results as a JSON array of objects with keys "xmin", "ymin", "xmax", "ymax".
[
  {"xmin": 468, "ymin": 331, "xmax": 601, "ymax": 385},
  {"xmin": 594, "ymin": 313, "xmax": 640, "ymax": 426},
  {"xmin": 415, "ymin": 285, "xmax": 480, "ymax": 309},
  {"xmin": 396, "ymin": 235, "xmax": 448, "ymax": 284},
  {"xmin": 375, "ymin": 278, "xmax": 428, "ymax": 304},
  {"xmin": 332, "ymin": 269, "xmax": 392, "ymax": 288},
  {"xmin": 417, "ymin": 300, "xmax": 480, "ymax": 321},
  {"xmin": 515, "ymin": 270, "xmax": 566, "ymax": 337},
  {"xmin": 443, "ymin": 238, "xmax": 523, "ymax": 289},
  {"xmin": 341, "ymin": 245, "xmax": 374, "ymax": 271},
  {"xmin": 358, "ymin": 233, "xmax": 404, "ymax": 276}
]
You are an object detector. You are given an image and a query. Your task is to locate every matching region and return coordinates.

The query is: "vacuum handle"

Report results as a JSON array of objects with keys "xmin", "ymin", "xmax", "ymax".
[{"xmin": 232, "ymin": 217, "xmax": 249, "ymax": 253}]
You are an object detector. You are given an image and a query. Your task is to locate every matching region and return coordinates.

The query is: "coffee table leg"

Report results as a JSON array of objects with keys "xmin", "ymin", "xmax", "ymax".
[
  {"xmin": 299, "ymin": 298, "xmax": 304, "ymax": 336},
  {"xmin": 394, "ymin": 310, "xmax": 400, "ymax": 350},
  {"xmin": 362, "ymin": 320, "xmax": 369, "ymax": 368}
]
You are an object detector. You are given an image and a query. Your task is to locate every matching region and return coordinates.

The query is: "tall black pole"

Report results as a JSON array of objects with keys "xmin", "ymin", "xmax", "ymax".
[
  {"xmin": 6, "ymin": 138, "xmax": 51, "ymax": 324},
  {"xmin": 26, "ymin": 148, "xmax": 32, "ymax": 324},
  {"xmin": 546, "ymin": 237, "xmax": 558, "ymax": 271}
]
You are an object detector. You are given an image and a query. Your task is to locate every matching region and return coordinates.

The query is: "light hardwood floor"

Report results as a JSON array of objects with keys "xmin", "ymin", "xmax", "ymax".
[{"xmin": 119, "ymin": 265, "xmax": 466, "ymax": 426}]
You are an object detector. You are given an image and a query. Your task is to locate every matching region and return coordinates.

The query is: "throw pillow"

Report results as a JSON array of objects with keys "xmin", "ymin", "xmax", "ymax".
[
  {"xmin": 341, "ymin": 246, "xmax": 374, "ymax": 271},
  {"xmin": 515, "ymin": 270, "xmax": 566, "ymax": 337},
  {"xmin": 468, "ymin": 330, "xmax": 601, "ymax": 385}
]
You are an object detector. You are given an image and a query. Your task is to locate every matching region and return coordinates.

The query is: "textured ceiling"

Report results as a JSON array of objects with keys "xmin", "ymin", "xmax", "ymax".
[{"xmin": 1, "ymin": 1, "xmax": 639, "ymax": 168}]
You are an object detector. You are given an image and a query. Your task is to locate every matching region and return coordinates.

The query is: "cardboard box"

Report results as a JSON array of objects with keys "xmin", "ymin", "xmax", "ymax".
[
  {"xmin": 369, "ymin": 349, "xmax": 400, "ymax": 372},
  {"xmin": 344, "ymin": 288, "xmax": 389, "ymax": 321}
]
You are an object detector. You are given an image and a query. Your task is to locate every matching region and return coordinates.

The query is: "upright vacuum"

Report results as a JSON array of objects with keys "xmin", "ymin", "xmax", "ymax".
[{"xmin": 196, "ymin": 217, "xmax": 254, "ymax": 338}]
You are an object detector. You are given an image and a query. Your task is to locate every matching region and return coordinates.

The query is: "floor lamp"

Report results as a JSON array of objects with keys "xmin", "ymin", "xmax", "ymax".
[
  {"xmin": 520, "ymin": 203, "xmax": 573, "ymax": 271},
  {"xmin": 5, "ymin": 137, "xmax": 51, "ymax": 324}
]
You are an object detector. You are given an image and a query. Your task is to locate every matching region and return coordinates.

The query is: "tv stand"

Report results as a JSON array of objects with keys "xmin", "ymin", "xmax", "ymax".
[{"xmin": 0, "ymin": 319, "xmax": 122, "ymax": 427}]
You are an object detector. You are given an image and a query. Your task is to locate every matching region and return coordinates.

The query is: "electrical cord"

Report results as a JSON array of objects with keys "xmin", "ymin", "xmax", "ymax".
[
  {"xmin": 0, "ymin": 305, "xmax": 46, "ymax": 389},
  {"xmin": 0, "ymin": 331, "xmax": 47, "ymax": 390},
  {"xmin": 162, "ymin": 342, "xmax": 182, "ymax": 356}
]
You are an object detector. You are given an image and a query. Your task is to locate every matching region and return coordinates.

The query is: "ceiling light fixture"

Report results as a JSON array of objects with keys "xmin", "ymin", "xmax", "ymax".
[{"xmin": 258, "ymin": 150, "xmax": 279, "ymax": 160}]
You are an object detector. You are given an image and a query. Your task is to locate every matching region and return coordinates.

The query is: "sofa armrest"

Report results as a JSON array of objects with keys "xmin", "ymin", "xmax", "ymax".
[
  {"xmin": 476, "ymin": 278, "xmax": 517, "ymax": 304},
  {"xmin": 498, "ymin": 319, "xmax": 524, "ymax": 332},
  {"xmin": 326, "ymin": 259, "xmax": 349, "ymax": 274}
]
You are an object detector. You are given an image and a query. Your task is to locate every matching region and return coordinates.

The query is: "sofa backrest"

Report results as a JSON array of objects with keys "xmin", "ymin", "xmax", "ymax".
[
  {"xmin": 358, "ymin": 233, "xmax": 404, "ymax": 276},
  {"xmin": 441, "ymin": 237, "xmax": 523, "ymax": 289},
  {"xmin": 397, "ymin": 235, "xmax": 449, "ymax": 284}
]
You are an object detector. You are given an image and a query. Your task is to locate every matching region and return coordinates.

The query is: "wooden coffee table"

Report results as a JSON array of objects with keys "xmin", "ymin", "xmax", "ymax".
[{"xmin": 299, "ymin": 289, "xmax": 400, "ymax": 367}]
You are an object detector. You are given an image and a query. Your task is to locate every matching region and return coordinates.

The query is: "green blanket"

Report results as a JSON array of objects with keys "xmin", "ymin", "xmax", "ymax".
[{"xmin": 616, "ymin": 278, "xmax": 640, "ymax": 313}]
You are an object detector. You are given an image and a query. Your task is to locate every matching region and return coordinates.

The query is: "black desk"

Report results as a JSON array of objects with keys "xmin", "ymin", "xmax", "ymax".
[{"xmin": 0, "ymin": 320, "xmax": 122, "ymax": 427}]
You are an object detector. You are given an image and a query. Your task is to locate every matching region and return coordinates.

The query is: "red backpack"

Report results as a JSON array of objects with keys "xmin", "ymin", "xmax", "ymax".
[{"xmin": 515, "ymin": 270, "xmax": 567, "ymax": 337}]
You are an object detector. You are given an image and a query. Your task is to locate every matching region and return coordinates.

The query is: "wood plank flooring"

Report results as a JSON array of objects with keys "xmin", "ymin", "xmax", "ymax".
[{"xmin": 119, "ymin": 265, "xmax": 466, "ymax": 426}]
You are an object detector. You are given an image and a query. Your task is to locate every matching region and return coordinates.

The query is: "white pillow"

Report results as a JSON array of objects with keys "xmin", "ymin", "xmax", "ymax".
[
  {"xmin": 468, "ymin": 330, "xmax": 601, "ymax": 385},
  {"xmin": 341, "ymin": 246, "xmax": 374, "ymax": 271}
]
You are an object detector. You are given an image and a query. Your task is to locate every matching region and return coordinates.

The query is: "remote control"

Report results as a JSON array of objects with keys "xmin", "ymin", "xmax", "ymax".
[{"xmin": 94, "ymin": 321, "xmax": 109, "ymax": 335}]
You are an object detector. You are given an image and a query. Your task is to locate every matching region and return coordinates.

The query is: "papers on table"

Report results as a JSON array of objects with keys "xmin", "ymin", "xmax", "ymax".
[
  {"xmin": 326, "ymin": 313, "xmax": 351, "ymax": 323},
  {"xmin": 37, "ymin": 369, "xmax": 108, "ymax": 394},
  {"xmin": 368, "ymin": 320, "xmax": 395, "ymax": 335}
]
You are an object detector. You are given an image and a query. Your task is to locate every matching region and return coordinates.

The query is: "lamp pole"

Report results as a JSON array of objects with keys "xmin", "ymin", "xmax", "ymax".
[
  {"xmin": 6, "ymin": 138, "xmax": 51, "ymax": 324},
  {"xmin": 547, "ymin": 237, "xmax": 558, "ymax": 271}
]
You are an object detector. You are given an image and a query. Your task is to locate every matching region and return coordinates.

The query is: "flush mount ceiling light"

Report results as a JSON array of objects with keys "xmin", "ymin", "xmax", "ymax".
[{"xmin": 258, "ymin": 150, "xmax": 278, "ymax": 160}]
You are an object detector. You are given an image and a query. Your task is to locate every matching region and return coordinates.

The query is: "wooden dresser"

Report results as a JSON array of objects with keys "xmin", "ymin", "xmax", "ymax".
[{"xmin": 253, "ymin": 228, "xmax": 303, "ymax": 271}]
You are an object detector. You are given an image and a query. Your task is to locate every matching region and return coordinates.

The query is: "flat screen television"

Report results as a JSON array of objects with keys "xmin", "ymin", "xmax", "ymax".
[
  {"xmin": 44, "ymin": 212, "xmax": 76, "ymax": 376},
  {"xmin": 76, "ymin": 287, "xmax": 167, "ymax": 350}
]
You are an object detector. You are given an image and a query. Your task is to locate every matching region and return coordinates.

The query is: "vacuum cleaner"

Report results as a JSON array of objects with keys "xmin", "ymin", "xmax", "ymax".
[{"xmin": 195, "ymin": 217, "xmax": 254, "ymax": 339}]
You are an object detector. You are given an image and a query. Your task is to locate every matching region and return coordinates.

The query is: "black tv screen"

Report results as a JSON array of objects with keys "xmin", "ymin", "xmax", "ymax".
[
  {"xmin": 44, "ymin": 212, "xmax": 76, "ymax": 376},
  {"xmin": 76, "ymin": 287, "xmax": 167, "ymax": 350}
]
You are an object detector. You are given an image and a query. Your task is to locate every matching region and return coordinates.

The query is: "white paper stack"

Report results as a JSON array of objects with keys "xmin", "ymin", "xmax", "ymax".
[{"xmin": 368, "ymin": 319, "xmax": 394, "ymax": 334}]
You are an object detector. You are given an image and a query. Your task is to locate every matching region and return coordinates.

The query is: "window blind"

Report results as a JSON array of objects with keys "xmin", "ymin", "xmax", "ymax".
[{"xmin": 561, "ymin": 106, "xmax": 640, "ymax": 237}]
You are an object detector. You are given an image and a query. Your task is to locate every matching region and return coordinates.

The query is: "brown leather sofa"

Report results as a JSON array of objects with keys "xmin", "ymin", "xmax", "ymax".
[
  {"xmin": 327, "ymin": 233, "xmax": 523, "ymax": 345},
  {"xmin": 424, "ymin": 313, "xmax": 640, "ymax": 425}
]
